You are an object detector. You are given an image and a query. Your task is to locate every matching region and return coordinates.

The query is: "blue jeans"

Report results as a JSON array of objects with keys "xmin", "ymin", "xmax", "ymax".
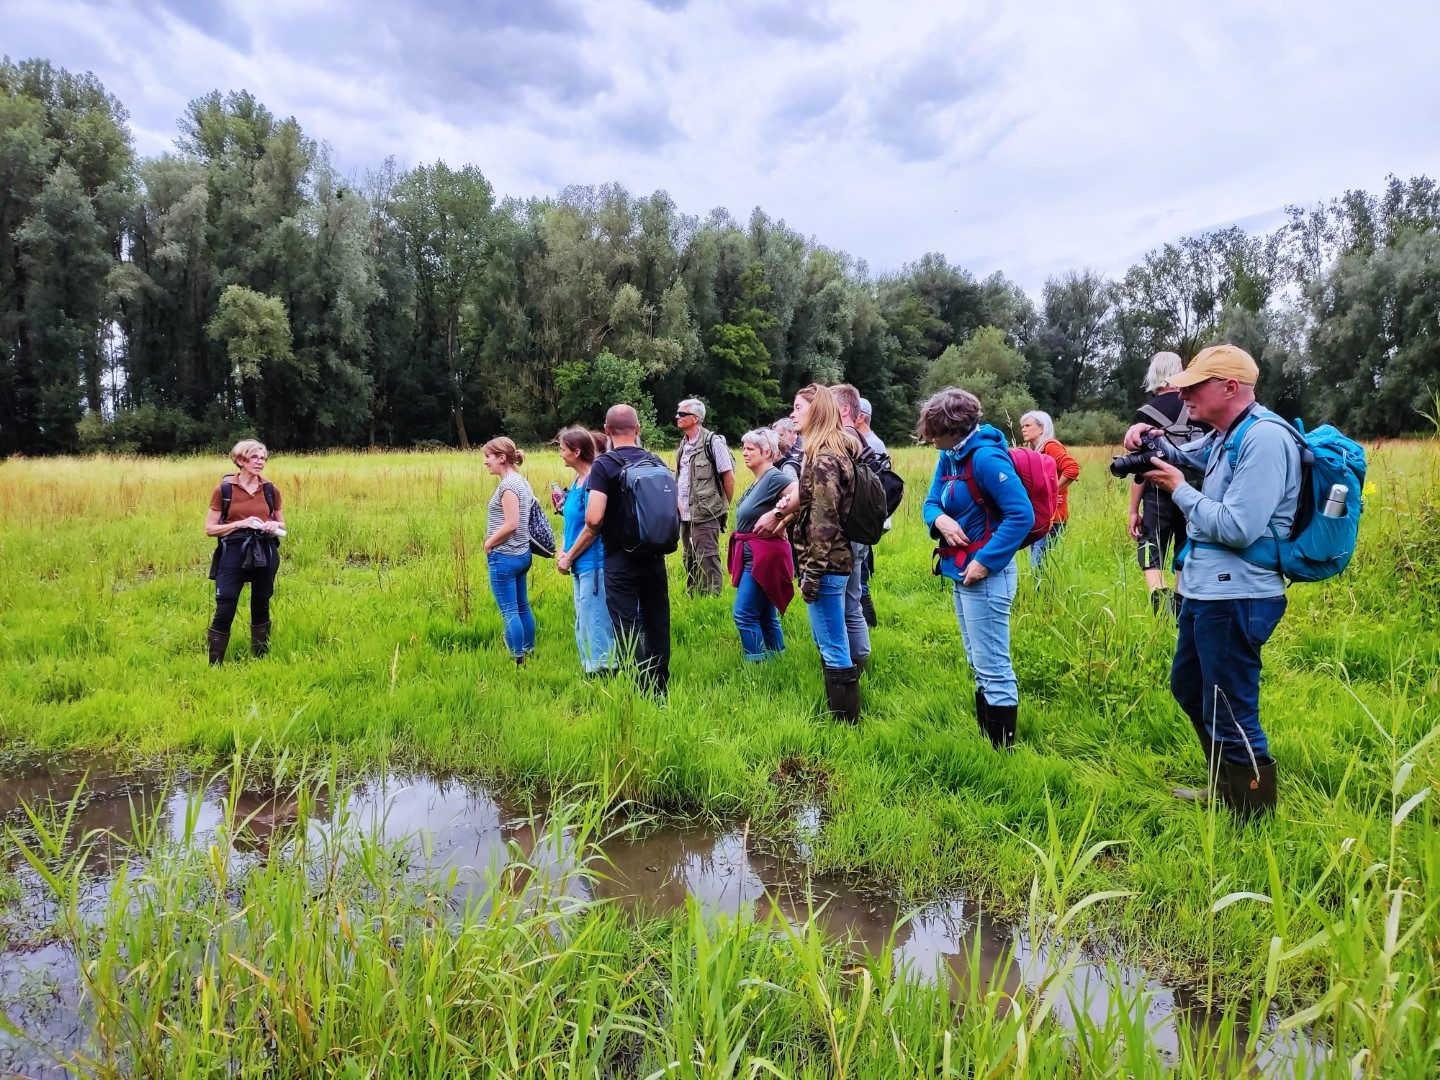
[
  {"xmin": 1170, "ymin": 596, "xmax": 1285, "ymax": 766},
  {"xmin": 805, "ymin": 573, "xmax": 852, "ymax": 668},
  {"xmin": 952, "ymin": 561, "xmax": 1019, "ymax": 706},
  {"xmin": 572, "ymin": 566, "xmax": 616, "ymax": 673},
  {"xmin": 1030, "ymin": 521, "xmax": 1064, "ymax": 567},
  {"xmin": 845, "ymin": 542, "xmax": 871, "ymax": 661},
  {"xmin": 487, "ymin": 550, "xmax": 536, "ymax": 658},
  {"xmin": 733, "ymin": 567, "xmax": 785, "ymax": 661}
]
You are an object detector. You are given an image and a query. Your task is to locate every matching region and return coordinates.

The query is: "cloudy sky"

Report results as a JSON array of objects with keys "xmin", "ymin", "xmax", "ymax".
[{"xmin": 6, "ymin": 0, "xmax": 1438, "ymax": 292}]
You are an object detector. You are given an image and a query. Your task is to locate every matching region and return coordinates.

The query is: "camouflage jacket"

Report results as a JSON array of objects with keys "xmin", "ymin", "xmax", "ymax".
[{"xmin": 790, "ymin": 449, "xmax": 855, "ymax": 595}]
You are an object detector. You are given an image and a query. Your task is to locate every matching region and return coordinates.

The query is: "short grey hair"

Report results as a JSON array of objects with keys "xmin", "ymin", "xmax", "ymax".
[
  {"xmin": 915, "ymin": 386, "xmax": 983, "ymax": 444},
  {"xmin": 1020, "ymin": 409, "xmax": 1055, "ymax": 449},
  {"xmin": 741, "ymin": 427, "xmax": 780, "ymax": 460},
  {"xmin": 1145, "ymin": 352, "xmax": 1184, "ymax": 392},
  {"xmin": 678, "ymin": 398, "xmax": 706, "ymax": 421},
  {"xmin": 857, "ymin": 397, "xmax": 873, "ymax": 420},
  {"xmin": 772, "ymin": 417, "xmax": 797, "ymax": 436}
]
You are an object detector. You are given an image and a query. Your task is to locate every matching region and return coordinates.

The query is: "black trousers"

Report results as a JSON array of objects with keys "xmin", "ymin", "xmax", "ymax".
[
  {"xmin": 603, "ymin": 551, "xmax": 671, "ymax": 695},
  {"xmin": 212, "ymin": 562, "xmax": 279, "ymax": 634},
  {"xmin": 1137, "ymin": 485, "xmax": 1187, "ymax": 571}
]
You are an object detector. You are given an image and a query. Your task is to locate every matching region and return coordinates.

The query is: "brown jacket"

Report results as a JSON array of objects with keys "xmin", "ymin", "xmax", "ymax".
[{"xmin": 790, "ymin": 449, "xmax": 854, "ymax": 594}]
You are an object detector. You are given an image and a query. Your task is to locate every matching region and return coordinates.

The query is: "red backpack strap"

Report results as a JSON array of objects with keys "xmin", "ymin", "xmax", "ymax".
[{"xmin": 957, "ymin": 457, "xmax": 997, "ymax": 553}]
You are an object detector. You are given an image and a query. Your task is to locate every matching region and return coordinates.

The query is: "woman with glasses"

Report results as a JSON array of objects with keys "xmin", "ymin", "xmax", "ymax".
[{"xmin": 204, "ymin": 439, "xmax": 285, "ymax": 664}]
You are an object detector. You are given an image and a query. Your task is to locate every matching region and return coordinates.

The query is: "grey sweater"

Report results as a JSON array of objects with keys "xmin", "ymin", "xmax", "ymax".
[{"xmin": 1171, "ymin": 406, "xmax": 1301, "ymax": 600}]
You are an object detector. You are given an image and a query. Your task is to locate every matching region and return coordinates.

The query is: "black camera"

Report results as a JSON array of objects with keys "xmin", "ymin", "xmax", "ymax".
[{"xmin": 1109, "ymin": 432, "xmax": 1182, "ymax": 478}]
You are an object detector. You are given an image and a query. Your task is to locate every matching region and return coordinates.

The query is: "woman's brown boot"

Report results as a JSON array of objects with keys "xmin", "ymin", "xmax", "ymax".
[
  {"xmin": 251, "ymin": 622, "xmax": 271, "ymax": 659},
  {"xmin": 207, "ymin": 629, "xmax": 230, "ymax": 665}
]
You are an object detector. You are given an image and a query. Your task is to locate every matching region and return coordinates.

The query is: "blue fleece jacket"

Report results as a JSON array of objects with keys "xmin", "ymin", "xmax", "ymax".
[{"xmin": 923, "ymin": 425, "xmax": 1035, "ymax": 575}]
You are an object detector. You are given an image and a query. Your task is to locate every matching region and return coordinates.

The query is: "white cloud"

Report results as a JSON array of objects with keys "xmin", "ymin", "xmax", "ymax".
[{"xmin": 6, "ymin": 0, "xmax": 1439, "ymax": 291}]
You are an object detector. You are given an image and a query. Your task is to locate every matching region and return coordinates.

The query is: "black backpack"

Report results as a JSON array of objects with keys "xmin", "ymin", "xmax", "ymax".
[
  {"xmin": 609, "ymin": 451, "xmax": 680, "ymax": 556},
  {"xmin": 843, "ymin": 447, "xmax": 891, "ymax": 546},
  {"xmin": 869, "ymin": 450, "xmax": 905, "ymax": 519}
]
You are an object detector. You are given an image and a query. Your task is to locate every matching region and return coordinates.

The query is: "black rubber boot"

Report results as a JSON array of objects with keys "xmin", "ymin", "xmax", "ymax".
[
  {"xmin": 251, "ymin": 621, "xmax": 271, "ymax": 659},
  {"xmin": 985, "ymin": 703, "xmax": 1017, "ymax": 750},
  {"xmin": 1150, "ymin": 588, "xmax": 1174, "ymax": 615},
  {"xmin": 974, "ymin": 688, "xmax": 988, "ymax": 737},
  {"xmin": 1219, "ymin": 758, "xmax": 1277, "ymax": 821},
  {"xmin": 207, "ymin": 628, "xmax": 230, "ymax": 665},
  {"xmin": 823, "ymin": 666, "xmax": 861, "ymax": 723},
  {"xmin": 860, "ymin": 591, "xmax": 878, "ymax": 628},
  {"xmin": 855, "ymin": 654, "xmax": 869, "ymax": 675}
]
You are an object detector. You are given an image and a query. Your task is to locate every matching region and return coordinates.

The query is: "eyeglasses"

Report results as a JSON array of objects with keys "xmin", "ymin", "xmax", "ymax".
[
  {"xmin": 676, "ymin": 411, "xmax": 695, "ymax": 419},
  {"xmin": 1179, "ymin": 377, "xmax": 1229, "ymax": 395}
]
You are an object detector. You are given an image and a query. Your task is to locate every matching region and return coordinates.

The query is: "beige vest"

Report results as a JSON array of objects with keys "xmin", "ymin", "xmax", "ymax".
[{"xmin": 676, "ymin": 426, "xmax": 728, "ymax": 523}]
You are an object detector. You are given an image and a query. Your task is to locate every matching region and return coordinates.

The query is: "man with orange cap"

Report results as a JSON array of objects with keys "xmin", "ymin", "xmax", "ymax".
[{"xmin": 1124, "ymin": 345, "xmax": 1301, "ymax": 820}]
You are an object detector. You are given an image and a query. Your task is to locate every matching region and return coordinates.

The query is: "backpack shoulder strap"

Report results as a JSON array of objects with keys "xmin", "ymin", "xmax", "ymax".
[
  {"xmin": 219, "ymin": 476, "xmax": 234, "ymax": 522},
  {"xmin": 1137, "ymin": 402, "xmax": 1173, "ymax": 429},
  {"xmin": 958, "ymin": 454, "xmax": 993, "ymax": 519},
  {"xmin": 1223, "ymin": 412, "xmax": 1299, "ymax": 470},
  {"xmin": 262, "ymin": 482, "xmax": 277, "ymax": 517},
  {"xmin": 705, "ymin": 431, "xmax": 721, "ymax": 475}
]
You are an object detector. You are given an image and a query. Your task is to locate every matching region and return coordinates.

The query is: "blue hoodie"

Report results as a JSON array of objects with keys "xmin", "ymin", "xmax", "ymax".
[{"xmin": 922, "ymin": 425, "xmax": 1035, "ymax": 578}]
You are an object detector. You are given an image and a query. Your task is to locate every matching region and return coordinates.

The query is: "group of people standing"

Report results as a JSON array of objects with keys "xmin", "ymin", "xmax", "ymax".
[{"xmin": 203, "ymin": 343, "xmax": 1301, "ymax": 819}]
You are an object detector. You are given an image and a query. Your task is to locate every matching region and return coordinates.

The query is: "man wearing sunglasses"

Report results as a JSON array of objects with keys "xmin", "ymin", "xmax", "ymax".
[
  {"xmin": 1123, "ymin": 344, "xmax": 1302, "ymax": 820},
  {"xmin": 673, "ymin": 399, "xmax": 735, "ymax": 596}
]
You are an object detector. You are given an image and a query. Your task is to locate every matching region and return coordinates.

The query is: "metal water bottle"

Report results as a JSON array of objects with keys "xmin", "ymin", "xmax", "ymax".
[{"xmin": 1320, "ymin": 483, "xmax": 1348, "ymax": 518}]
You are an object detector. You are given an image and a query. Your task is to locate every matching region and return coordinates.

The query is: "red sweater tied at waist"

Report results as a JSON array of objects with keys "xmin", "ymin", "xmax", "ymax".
[{"xmin": 727, "ymin": 532, "xmax": 795, "ymax": 613}]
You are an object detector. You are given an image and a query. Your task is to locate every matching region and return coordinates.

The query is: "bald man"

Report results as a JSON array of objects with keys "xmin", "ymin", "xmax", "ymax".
[{"xmin": 575, "ymin": 404, "xmax": 675, "ymax": 696}]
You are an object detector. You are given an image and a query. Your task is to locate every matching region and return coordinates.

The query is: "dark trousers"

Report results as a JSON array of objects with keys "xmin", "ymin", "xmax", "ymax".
[
  {"xmin": 212, "ymin": 562, "xmax": 279, "ymax": 634},
  {"xmin": 604, "ymin": 551, "xmax": 671, "ymax": 695},
  {"xmin": 1170, "ymin": 596, "xmax": 1286, "ymax": 766}
]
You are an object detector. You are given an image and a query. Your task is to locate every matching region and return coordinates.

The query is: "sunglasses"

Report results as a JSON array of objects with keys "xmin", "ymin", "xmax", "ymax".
[{"xmin": 675, "ymin": 411, "xmax": 695, "ymax": 419}]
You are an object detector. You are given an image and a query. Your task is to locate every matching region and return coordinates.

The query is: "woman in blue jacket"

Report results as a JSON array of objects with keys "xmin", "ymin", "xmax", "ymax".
[{"xmin": 919, "ymin": 387, "xmax": 1034, "ymax": 749}]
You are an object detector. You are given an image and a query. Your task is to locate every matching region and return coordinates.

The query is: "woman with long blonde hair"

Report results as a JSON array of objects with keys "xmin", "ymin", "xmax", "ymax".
[{"xmin": 790, "ymin": 384, "xmax": 861, "ymax": 721}]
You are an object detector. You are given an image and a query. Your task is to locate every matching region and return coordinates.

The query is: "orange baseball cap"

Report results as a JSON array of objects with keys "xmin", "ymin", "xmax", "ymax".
[{"xmin": 1169, "ymin": 344, "xmax": 1259, "ymax": 387}]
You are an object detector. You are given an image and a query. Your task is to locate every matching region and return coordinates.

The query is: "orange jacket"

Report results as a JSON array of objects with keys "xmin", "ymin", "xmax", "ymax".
[{"xmin": 1038, "ymin": 440, "xmax": 1081, "ymax": 523}]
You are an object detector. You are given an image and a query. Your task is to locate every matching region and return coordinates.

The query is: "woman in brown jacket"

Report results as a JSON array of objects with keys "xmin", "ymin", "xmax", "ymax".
[
  {"xmin": 789, "ymin": 384, "xmax": 861, "ymax": 721},
  {"xmin": 204, "ymin": 439, "xmax": 285, "ymax": 664}
]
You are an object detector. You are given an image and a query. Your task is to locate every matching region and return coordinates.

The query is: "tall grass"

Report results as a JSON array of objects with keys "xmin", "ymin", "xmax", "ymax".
[
  {"xmin": 3, "ymin": 755, "xmax": 1436, "ymax": 1076},
  {"xmin": 1, "ymin": 441, "xmax": 1437, "ymax": 1036}
]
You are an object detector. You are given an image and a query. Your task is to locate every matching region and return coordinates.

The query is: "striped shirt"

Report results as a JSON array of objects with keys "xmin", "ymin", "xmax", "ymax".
[{"xmin": 486, "ymin": 472, "xmax": 535, "ymax": 557}]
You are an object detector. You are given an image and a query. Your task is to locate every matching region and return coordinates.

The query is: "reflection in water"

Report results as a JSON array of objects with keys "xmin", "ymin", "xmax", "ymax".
[{"xmin": 0, "ymin": 762, "xmax": 1316, "ymax": 1077}]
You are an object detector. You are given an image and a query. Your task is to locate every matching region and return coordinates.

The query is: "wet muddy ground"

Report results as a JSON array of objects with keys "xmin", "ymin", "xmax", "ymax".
[{"xmin": 0, "ymin": 757, "xmax": 1314, "ymax": 1078}]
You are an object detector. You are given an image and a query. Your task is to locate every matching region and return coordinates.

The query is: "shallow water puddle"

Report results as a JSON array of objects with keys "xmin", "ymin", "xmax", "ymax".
[{"xmin": 0, "ymin": 760, "xmax": 1315, "ymax": 1077}]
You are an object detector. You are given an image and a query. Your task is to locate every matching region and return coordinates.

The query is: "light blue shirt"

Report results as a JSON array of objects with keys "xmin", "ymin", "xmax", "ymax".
[{"xmin": 1170, "ymin": 407, "xmax": 1302, "ymax": 600}]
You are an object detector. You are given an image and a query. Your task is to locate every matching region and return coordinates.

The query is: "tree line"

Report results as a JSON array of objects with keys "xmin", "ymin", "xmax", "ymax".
[{"xmin": 3, "ymin": 56, "xmax": 1438, "ymax": 456}]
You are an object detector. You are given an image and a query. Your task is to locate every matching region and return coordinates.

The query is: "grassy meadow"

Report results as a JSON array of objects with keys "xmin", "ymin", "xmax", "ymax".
[{"xmin": 2, "ymin": 439, "xmax": 1438, "ymax": 1075}]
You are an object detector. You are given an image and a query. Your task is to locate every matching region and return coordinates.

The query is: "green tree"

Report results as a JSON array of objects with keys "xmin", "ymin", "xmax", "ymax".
[
  {"xmin": 391, "ymin": 162, "xmax": 495, "ymax": 448},
  {"xmin": 206, "ymin": 284, "xmax": 295, "ymax": 425},
  {"xmin": 923, "ymin": 326, "xmax": 1036, "ymax": 439},
  {"xmin": 1, "ymin": 58, "xmax": 133, "ymax": 453},
  {"xmin": 1038, "ymin": 270, "xmax": 1113, "ymax": 411},
  {"xmin": 556, "ymin": 348, "xmax": 658, "ymax": 435},
  {"xmin": 704, "ymin": 264, "xmax": 782, "ymax": 436},
  {"xmin": 14, "ymin": 164, "xmax": 112, "ymax": 450},
  {"xmin": 1308, "ymin": 228, "xmax": 1440, "ymax": 433}
]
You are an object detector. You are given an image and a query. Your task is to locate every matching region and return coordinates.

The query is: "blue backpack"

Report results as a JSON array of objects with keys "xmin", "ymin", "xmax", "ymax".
[{"xmin": 1221, "ymin": 415, "xmax": 1367, "ymax": 582}]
